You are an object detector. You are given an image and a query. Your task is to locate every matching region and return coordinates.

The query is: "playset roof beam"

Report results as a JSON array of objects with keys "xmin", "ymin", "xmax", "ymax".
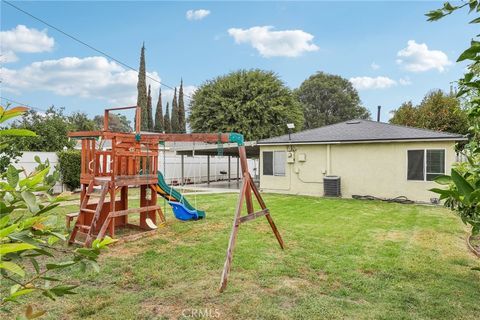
[{"xmin": 69, "ymin": 131, "xmax": 244, "ymax": 145}]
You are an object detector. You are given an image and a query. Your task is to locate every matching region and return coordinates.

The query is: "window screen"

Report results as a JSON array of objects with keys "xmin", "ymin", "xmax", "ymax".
[
  {"xmin": 263, "ymin": 151, "xmax": 273, "ymax": 176},
  {"xmin": 426, "ymin": 150, "xmax": 445, "ymax": 181},
  {"xmin": 273, "ymin": 151, "xmax": 286, "ymax": 176},
  {"xmin": 408, "ymin": 150, "xmax": 424, "ymax": 181}
]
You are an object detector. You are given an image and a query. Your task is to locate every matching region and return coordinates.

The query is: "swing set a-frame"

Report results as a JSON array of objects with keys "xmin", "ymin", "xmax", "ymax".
[{"xmin": 68, "ymin": 105, "xmax": 284, "ymax": 291}]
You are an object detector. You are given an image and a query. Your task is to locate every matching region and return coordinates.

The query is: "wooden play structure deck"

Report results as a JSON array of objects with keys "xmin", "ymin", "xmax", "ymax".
[{"xmin": 68, "ymin": 105, "xmax": 284, "ymax": 291}]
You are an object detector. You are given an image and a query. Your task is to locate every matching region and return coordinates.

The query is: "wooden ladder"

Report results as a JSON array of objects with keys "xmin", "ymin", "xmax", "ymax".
[{"xmin": 68, "ymin": 180, "xmax": 109, "ymax": 247}]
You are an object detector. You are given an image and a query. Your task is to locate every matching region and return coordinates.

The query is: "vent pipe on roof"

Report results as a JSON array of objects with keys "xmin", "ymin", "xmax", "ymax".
[{"xmin": 377, "ymin": 105, "xmax": 381, "ymax": 122}]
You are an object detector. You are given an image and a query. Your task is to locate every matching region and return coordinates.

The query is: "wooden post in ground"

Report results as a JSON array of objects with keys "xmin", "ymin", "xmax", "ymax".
[
  {"xmin": 207, "ymin": 155, "xmax": 210, "ymax": 185},
  {"xmin": 228, "ymin": 156, "xmax": 231, "ymax": 183},
  {"xmin": 236, "ymin": 157, "xmax": 240, "ymax": 185},
  {"xmin": 181, "ymin": 154, "xmax": 185, "ymax": 185},
  {"xmin": 219, "ymin": 180, "xmax": 247, "ymax": 292}
]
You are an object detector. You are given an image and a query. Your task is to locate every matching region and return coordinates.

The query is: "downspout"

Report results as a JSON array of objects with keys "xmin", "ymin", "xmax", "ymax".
[{"xmin": 326, "ymin": 144, "xmax": 331, "ymax": 175}]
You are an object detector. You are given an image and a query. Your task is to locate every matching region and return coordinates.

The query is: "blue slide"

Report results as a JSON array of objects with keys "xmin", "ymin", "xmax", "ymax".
[
  {"xmin": 154, "ymin": 172, "xmax": 206, "ymax": 221},
  {"xmin": 168, "ymin": 201, "xmax": 203, "ymax": 221}
]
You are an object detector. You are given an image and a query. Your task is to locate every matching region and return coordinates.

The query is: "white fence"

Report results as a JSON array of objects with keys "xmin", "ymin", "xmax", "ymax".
[
  {"xmin": 13, "ymin": 151, "xmax": 64, "ymax": 193},
  {"xmin": 13, "ymin": 151, "xmax": 258, "ymax": 191},
  {"xmin": 161, "ymin": 154, "xmax": 258, "ymax": 185}
]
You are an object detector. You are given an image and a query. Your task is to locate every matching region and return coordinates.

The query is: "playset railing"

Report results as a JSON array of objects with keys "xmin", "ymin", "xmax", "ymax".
[{"xmin": 78, "ymin": 136, "xmax": 159, "ymax": 185}]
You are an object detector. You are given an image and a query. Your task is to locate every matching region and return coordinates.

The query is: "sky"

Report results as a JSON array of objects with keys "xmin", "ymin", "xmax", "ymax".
[{"xmin": 0, "ymin": 1, "xmax": 475, "ymax": 123}]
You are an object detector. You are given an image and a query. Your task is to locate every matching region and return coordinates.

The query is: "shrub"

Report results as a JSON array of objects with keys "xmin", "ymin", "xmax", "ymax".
[
  {"xmin": 57, "ymin": 150, "xmax": 81, "ymax": 191},
  {"xmin": 0, "ymin": 107, "xmax": 113, "ymax": 317}
]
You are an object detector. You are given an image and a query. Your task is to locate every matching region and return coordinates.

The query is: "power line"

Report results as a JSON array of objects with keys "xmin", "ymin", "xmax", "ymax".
[
  {"xmin": 0, "ymin": 96, "xmax": 48, "ymax": 112},
  {"xmin": 2, "ymin": 0, "xmax": 193, "ymax": 100}
]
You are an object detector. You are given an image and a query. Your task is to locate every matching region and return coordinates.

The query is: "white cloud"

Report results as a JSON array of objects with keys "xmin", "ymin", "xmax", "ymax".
[
  {"xmin": 1, "ymin": 56, "xmax": 161, "ymax": 105},
  {"xmin": 350, "ymin": 75, "xmax": 413, "ymax": 90},
  {"xmin": 396, "ymin": 40, "xmax": 451, "ymax": 72},
  {"xmin": 186, "ymin": 9, "xmax": 210, "ymax": 21},
  {"xmin": 1, "ymin": 51, "xmax": 18, "ymax": 63},
  {"xmin": 350, "ymin": 76, "xmax": 397, "ymax": 90},
  {"xmin": 0, "ymin": 25, "xmax": 55, "ymax": 63},
  {"xmin": 371, "ymin": 62, "xmax": 380, "ymax": 70},
  {"xmin": 399, "ymin": 77, "xmax": 412, "ymax": 86},
  {"xmin": 227, "ymin": 26, "xmax": 319, "ymax": 58}
]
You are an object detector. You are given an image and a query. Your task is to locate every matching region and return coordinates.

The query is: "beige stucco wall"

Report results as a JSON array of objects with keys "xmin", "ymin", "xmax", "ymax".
[{"xmin": 259, "ymin": 141, "xmax": 457, "ymax": 202}]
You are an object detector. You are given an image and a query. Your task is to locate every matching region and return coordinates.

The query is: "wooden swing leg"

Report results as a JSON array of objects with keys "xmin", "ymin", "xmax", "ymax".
[
  {"xmin": 245, "ymin": 182, "xmax": 254, "ymax": 214},
  {"xmin": 219, "ymin": 181, "xmax": 247, "ymax": 292},
  {"xmin": 249, "ymin": 177, "xmax": 285, "ymax": 249},
  {"xmin": 219, "ymin": 145, "xmax": 285, "ymax": 292}
]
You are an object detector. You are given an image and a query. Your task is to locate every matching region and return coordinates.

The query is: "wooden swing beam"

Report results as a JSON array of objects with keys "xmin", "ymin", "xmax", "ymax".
[{"xmin": 68, "ymin": 105, "xmax": 284, "ymax": 292}]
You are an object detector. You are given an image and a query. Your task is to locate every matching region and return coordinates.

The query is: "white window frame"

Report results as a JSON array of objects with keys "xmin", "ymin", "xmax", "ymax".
[
  {"xmin": 262, "ymin": 151, "xmax": 286, "ymax": 177},
  {"xmin": 406, "ymin": 148, "xmax": 446, "ymax": 182}
]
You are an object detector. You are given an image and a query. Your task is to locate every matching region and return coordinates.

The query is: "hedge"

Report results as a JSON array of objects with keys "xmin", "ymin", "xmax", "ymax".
[{"xmin": 57, "ymin": 150, "xmax": 81, "ymax": 191}]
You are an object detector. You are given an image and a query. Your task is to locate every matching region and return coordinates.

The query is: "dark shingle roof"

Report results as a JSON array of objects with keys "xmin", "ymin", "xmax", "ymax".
[{"xmin": 258, "ymin": 120, "xmax": 465, "ymax": 145}]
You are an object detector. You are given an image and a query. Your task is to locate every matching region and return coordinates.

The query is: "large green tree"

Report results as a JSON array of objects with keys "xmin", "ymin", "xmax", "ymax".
[
  {"xmin": 170, "ymin": 88, "xmax": 180, "ymax": 133},
  {"xmin": 390, "ymin": 90, "xmax": 468, "ymax": 134},
  {"xmin": 154, "ymin": 87, "xmax": 164, "ymax": 132},
  {"xmin": 68, "ymin": 112, "xmax": 97, "ymax": 131},
  {"xmin": 388, "ymin": 101, "xmax": 417, "ymax": 127},
  {"xmin": 93, "ymin": 113, "xmax": 132, "ymax": 133},
  {"xmin": 146, "ymin": 85, "xmax": 154, "ymax": 130},
  {"xmin": 11, "ymin": 106, "xmax": 76, "ymax": 151},
  {"xmin": 178, "ymin": 79, "xmax": 186, "ymax": 133},
  {"xmin": 164, "ymin": 102, "xmax": 171, "ymax": 133},
  {"xmin": 296, "ymin": 72, "xmax": 371, "ymax": 129},
  {"xmin": 136, "ymin": 44, "xmax": 148, "ymax": 130},
  {"xmin": 189, "ymin": 69, "xmax": 304, "ymax": 140}
]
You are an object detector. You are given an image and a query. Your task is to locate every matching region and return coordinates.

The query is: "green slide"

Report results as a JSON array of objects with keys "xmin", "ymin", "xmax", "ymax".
[{"xmin": 156, "ymin": 171, "xmax": 206, "ymax": 219}]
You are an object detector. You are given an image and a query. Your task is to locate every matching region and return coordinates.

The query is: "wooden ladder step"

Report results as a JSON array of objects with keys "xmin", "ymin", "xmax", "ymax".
[
  {"xmin": 72, "ymin": 240, "xmax": 86, "ymax": 246},
  {"xmin": 70, "ymin": 179, "xmax": 110, "ymax": 247},
  {"xmin": 75, "ymin": 224, "xmax": 91, "ymax": 231}
]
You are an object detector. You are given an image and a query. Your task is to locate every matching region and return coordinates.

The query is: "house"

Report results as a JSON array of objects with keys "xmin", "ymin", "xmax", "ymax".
[{"xmin": 257, "ymin": 119, "xmax": 466, "ymax": 202}]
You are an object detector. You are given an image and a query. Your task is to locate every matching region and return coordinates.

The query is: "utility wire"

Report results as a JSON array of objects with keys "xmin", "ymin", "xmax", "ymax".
[
  {"xmin": 1, "ymin": 96, "xmax": 191, "ymax": 133},
  {"xmin": 2, "ymin": 0, "xmax": 193, "ymax": 100},
  {"xmin": 0, "ymin": 96, "xmax": 49, "ymax": 112}
]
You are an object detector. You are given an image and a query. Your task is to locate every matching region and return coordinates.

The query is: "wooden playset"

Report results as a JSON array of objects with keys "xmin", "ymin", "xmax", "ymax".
[{"xmin": 68, "ymin": 105, "xmax": 284, "ymax": 291}]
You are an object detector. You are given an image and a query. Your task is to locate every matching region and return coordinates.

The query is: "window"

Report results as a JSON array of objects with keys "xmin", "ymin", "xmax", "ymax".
[
  {"xmin": 407, "ymin": 149, "xmax": 445, "ymax": 181},
  {"xmin": 273, "ymin": 151, "xmax": 286, "ymax": 176},
  {"xmin": 426, "ymin": 150, "xmax": 445, "ymax": 181},
  {"xmin": 262, "ymin": 151, "xmax": 286, "ymax": 176},
  {"xmin": 263, "ymin": 152, "xmax": 273, "ymax": 176},
  {"xmin": 407, "ymin": 150, "xmax": 424, "ymax": 180}
]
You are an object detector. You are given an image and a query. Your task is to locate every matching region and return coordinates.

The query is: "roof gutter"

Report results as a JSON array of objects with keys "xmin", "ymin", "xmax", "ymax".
[{"xmin": 257, "ymin": 137, "xmax": 467, "ymax": 146}]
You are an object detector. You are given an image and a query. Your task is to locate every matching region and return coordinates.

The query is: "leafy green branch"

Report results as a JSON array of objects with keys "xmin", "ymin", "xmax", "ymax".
[
  {"xmin": 0, "ymin": 106, "xmax": 114, "ymax": 318},
  {"xmin": 427, "ymin": 1, "xmax": 480, "ymax": 259}
]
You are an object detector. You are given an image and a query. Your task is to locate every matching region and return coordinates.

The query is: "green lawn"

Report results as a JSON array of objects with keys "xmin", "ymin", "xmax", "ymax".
[{"xmin": 3, "ymin": 194, "xmax": 480, "ymax": 319}]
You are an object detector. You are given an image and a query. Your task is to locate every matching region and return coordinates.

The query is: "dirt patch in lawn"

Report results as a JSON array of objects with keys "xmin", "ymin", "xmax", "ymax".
[{"xmin": 374, "ymin": 230, "xmax": 408, "ymax": 242}]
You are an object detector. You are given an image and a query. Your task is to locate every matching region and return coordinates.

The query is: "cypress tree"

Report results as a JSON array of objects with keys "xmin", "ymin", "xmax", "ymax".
[
  {"xmin": 136, "ymin": 44, "xmax": 148, "ymax": 131},
  {"xmin": 164, "ymin": 102, "xmax": 171, "ymax": 133},
  {"xmin": 154, "ymin": 87, "xmax": 164, "ymax": 132},
  {"xmin": 146, "ymin": 84, "xmax": 154, "ymax": 130},
  {"xmin": 178, "ymin": 79, "xmax": 186, "ymax": 133},
  {"xmin": 170, "ymin": 87, "xmax": 179, "ymax": 132}
]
